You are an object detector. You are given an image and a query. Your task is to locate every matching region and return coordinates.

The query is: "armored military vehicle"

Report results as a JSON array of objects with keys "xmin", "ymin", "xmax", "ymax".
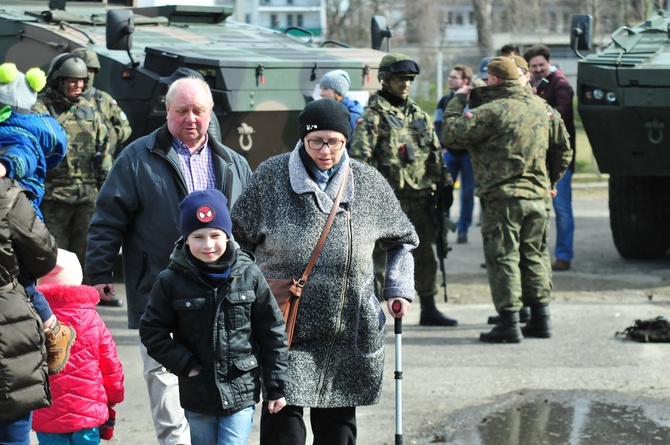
[
  {"xmin": 0, "ymin": 0, "xmax": 390, "ymax": 168},
  {"xmin": 571, "ymin": 12, "xmax": 670, "ymax": 259}
]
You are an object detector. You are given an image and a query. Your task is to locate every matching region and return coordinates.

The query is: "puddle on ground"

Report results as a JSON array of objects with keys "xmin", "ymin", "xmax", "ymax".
[{"xmin": 441, "ymin": 392, "xmax": 670, "ymax": 444}]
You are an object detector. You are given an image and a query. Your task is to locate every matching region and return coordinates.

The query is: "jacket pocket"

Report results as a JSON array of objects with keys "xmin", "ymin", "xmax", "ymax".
[
  {"xmin": 481, "ymin": 218, "xmax": 504, "ymax": 262},
  {"xmin": 233, "ymin": 353, "xmax": 259, "ymax": 372},
  {"xmin": 224, "ymin": 290, "xmax": 256, "ymax": 331},
  {"xmin": 230, "ymin": 353, "xmax": 261, "ymax": 405},
  {"xmin": 173, "ymin": 297, "xmax": 206, "ymax": 311},
  {"xmin": 355, "ymin": 294, "xmax": 386, "ymax": 355},
  {"xmin": 179, "ymin": 370, "xmax": 219, "ymax": 412},
  {"xmin": 173, "ymin": 297, "xmax": 207, "ymax": 334}
]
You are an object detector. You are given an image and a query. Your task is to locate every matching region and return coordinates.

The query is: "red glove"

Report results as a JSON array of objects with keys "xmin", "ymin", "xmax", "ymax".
[{"xmin": 99, "ymin": 407, "xmax": 116, "ymax": 440}]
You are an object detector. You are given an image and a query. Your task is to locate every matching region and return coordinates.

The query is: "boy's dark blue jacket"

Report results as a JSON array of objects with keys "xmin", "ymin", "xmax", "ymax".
[{"xmin": 139, "ymin": 238, "xmax": 288, "ymax": 416}]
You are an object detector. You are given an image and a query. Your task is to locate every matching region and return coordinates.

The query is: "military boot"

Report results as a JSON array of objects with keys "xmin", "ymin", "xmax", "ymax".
[
  {"xmin": 487, "ymin": 306, "xmax": 530, "ymax": 325},
  {"xmin": 419, "ymin": 295, "xmax": 458, "ymax": 327},
  {"xmin": 480, "ymin": 311, "xmax": 522, "ymax": 343},
  {"xmin": 521, "ymin": 303, "xmax": 552, "ymax": 338},
  {"xmin": 45, "ymin": 318, "xmax": 77, "ymax": 375}
]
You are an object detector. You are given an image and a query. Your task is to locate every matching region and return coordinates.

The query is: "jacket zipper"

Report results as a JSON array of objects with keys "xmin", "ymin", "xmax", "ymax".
[{"xmin": 316, "ymin": 209, "xmax": 353, "ymax": 403}]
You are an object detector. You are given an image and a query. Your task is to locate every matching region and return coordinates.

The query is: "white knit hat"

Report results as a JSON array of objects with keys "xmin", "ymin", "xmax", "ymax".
[{"xmin": 38, "ymin": 249, "xmax": 83, "ymax": 286}]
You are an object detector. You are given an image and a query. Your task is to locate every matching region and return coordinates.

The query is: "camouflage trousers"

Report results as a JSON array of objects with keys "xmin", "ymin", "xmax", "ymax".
[
  {"xmin": 374, "ymin": 192, "xmax": 438, "ymax": 300},
  {"xmin": 480, "ymin": 198, "xmax": 552, "ymax": 312},
  {"xmin": 41, "ymin": 200, "xmax": 96, "ymax": 276}
]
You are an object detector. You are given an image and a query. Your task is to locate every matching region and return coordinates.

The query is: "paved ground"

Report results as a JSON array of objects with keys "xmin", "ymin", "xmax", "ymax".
[{"xmin": 32, "ymin": 183, "xmax": 670, "ymax": 444}]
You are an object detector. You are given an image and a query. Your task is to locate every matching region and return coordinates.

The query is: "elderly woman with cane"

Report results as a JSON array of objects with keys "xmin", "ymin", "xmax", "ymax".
[{"xmin": 231, "ymin": 99, "xmax": 417, "ymax": 444}]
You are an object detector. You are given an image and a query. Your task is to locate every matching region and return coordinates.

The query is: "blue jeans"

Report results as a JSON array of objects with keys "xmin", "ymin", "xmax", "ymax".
[
  {"xmin": 0, "ymin": 413, "xmax": 31, "ymax": 445},
  {"xmin": 36, "ymin": 428, "xmax": 100, "ymax": 445},
  {"xmin": 444, "ymin": 151, "xmax": 476, "ymax": 235},
  {"xmin": 553, "ymin": 168, "xmax": 574, "ymax": 262},
  {"xmin": 185, "ymin": 406, "xmax": 254, "ymax": 445}
]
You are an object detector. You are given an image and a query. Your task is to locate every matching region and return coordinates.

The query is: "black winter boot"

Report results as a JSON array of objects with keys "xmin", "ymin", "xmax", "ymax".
[
  {"xmin": 419, "ymin": 296, "xmax": 458, "ymax": 327},
  {"xmin": 522, "ymin": 303, "xmax": 552, "ymax": 338},
  {"xmin": 480, "ymin": 311, "xmax": 522, "ymax": 343},
  {"xmin": 487, "ymin": 306, "xmax": 530, "ymax": 325}
]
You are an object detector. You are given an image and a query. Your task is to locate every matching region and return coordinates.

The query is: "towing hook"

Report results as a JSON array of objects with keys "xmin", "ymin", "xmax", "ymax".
[
  {"xmin": 645, "ymin": 118, "xmax": 664, "ymax": 145},
  {"xmin": 237, "ymin": 122, "xmax": 255, "ymax": 152}
]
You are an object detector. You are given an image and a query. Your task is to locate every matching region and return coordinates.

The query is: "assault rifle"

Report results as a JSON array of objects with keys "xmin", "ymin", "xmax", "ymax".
[{"xmin": 434, "ymin": 164, "xmax": 456, "ymax": 302}]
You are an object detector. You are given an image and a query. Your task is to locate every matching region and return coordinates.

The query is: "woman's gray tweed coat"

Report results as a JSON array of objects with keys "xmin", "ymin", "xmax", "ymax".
[{"xmin": 231, "ymin": 146, "xmax": 418, "ymax": 408}]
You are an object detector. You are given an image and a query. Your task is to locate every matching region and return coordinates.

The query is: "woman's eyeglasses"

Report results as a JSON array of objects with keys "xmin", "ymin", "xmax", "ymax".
[{"xmin": 306, "ymin": 139, "xmax": 346, "ymax": 151}]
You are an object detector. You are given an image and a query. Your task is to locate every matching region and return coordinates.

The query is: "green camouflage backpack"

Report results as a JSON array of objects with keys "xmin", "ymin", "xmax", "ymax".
[{"xmin": 616, "ymin": 316, "xmax": 670, "ymax": 342}]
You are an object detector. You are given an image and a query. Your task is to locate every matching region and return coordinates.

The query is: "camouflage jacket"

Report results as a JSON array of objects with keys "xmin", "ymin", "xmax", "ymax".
[
  {"xmin": 350, "ymin": 91, "xmax": 450, "ymax": 192},
  {"xmin": 84, "ymin": 87, "xmax": 132, "ymax": 158},
  {"xmin": 442, "ymin": 83, "xmax": 568, "ymax": 200},
  {"xmin": 33, "ymin": 87, "xmax": 111, "ymax": 204}
]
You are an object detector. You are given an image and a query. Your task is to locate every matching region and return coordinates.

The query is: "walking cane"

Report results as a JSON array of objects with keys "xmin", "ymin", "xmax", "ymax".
[{"xmin": 392, "ymin": 300, "xmax": 403, "ymax": 445}]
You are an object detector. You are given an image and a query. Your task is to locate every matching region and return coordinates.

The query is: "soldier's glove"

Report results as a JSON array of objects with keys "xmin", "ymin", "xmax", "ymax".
[{"xmin": 443, "ymin": 185, "xmax": 454, "ymax": 211}]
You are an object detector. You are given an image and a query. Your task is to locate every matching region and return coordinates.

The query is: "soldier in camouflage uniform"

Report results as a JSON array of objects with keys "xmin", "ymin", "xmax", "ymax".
[
  {"xmin": 33, "ymin": 53, "xmax": 111, "ymax": 276},
  {"xmin": 485, "ymin": 55, "xmax": 572, "ymax": 327},
  {"xmin": 350, "ymin": 53, "xmax": 458, "ymax": 327},
  {"xmin": 442, "ymin": 57, "xmax": 571, "ymax": 343},
  {"xmin": 70, "ymin": 48, "xmax": 132, "ymax": 159}
]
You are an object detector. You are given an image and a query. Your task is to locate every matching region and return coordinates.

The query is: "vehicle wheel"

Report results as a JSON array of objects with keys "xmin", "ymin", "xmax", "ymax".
[{"xmin": 609, "ymin": 175, "xmax": 670, "ymax": 259}]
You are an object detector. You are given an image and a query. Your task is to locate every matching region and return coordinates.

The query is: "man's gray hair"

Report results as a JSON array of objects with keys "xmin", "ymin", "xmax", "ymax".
[{"xmin": 165, "ymin": 77, "xmax": 214, "ymax": 109}]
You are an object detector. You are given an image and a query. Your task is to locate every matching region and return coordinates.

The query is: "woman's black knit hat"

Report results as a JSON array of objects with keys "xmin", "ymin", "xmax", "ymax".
[{"xmin": 298, "ymin": 99, "xmax": 351, "ymax": 141}]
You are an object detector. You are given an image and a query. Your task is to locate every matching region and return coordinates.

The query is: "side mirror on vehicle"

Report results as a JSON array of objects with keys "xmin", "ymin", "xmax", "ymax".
[
  {"xmin": 571, "ymin": 14, "xmax": 593, "ymax": 55},
  {"xmin": 106, "ymin": 9, "xmax": 135, "ymax": 52},
  {"xmin": 371, "ymin": 16, "xmax": 392, "ymax": 51}
]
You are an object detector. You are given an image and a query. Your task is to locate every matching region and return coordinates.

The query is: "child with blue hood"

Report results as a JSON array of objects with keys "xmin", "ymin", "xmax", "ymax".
[{"xmin": 0, "ymin": 62, "xmax": 74, "ymax": 376}]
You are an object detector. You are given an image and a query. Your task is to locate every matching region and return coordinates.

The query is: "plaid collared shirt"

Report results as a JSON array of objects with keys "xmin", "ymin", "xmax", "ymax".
[{"xmin": 173, "ymin": 134, "xmax": 217, "ymax": 193}]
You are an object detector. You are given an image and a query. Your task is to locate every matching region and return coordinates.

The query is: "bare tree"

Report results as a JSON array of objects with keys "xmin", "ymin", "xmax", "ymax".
[
  {"xmin": 505, "ymin": 0, "xmax": 528, "ymax": 33},
  {"xmin": 404, "ymin": 0, "xmax": 438, "ymax": 45},
  {"xmin": 472, "ymin": 0, "xmax": 494, "ymax": 54}
]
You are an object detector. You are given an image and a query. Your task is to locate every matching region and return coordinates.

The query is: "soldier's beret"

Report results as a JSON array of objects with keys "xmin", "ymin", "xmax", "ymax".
[
  {"xmin": 487, "ymin": 57, "xmax": 519, "ymax": 81},
  {"xmin": 512, "ymin": 55, "xmax": 529, "ymax": 73}
]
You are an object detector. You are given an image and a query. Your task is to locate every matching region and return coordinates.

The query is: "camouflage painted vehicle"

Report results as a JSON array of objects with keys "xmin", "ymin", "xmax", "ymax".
[
  {"xmin": 571, "ymin": 13, "xmax": 670, "ymax": 259},
  {"xmin": 0, "ymin": 0, "xmax": 389, "ymax": 168}
]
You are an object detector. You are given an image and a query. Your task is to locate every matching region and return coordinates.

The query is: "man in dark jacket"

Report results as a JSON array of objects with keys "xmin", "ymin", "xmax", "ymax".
[
  {"xmin": 434, "ymin": 64, "xmax": 476, "ymax": 244},
  {"xmin": 85, "ymin": 77, "xmax": 251, "ymax": 445},
  {"xmin": 524, "ymin": 45, "xmax": 576, "ymax": 272}
]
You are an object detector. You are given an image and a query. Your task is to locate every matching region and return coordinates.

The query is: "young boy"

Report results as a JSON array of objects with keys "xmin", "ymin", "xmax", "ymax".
[
  {"xmin": 0, "ymin": 62, "xmax": 74, "ymax": 375},
  {"xmin": 34, "ymin": 249, "xmax": 125, "ymax": 444},
  {"xmin": 140, "ymin": 189, "xmax": 288, "ymax": 445}
]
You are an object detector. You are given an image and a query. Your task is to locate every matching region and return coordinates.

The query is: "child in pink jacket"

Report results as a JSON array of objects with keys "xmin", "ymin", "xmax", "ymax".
[{"xmin": 33, "ymin": 249, "xmax": 125, "ymax": 444}]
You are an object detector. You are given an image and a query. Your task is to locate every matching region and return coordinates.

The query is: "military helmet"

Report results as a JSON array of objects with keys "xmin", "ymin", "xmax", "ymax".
[
  {"xmin": 378, "ymin": 53, "xmax": 420, "ymax": 81},
  {"xmin": 70, "ymin": 47, "xmax": 101, "ymax": 71},
  {"xmin": 47, "ymin": 54, "xmax": 88, "ymax": 81}
]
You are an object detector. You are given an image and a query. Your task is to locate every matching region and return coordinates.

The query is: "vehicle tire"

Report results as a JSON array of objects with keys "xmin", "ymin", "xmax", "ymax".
[{"xmin": 609, "ymin": 175, "xmax": 670, "ymax": 259}]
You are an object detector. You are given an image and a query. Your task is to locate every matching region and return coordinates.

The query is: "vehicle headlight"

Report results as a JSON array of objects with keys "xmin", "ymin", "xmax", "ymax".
[{"xmin": 581, "ymin": 85, "xmax": 619, "ymax": 105}]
